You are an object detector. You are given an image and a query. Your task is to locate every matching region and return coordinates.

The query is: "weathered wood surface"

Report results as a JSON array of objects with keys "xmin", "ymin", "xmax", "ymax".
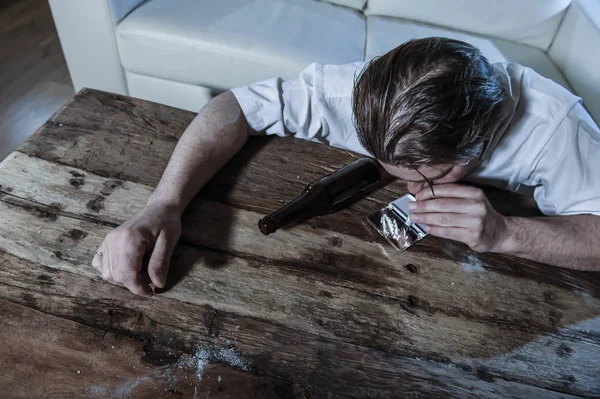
[
  {"xmin": 0, "ymin": 298, "xmax": 300, "ymax": 398},
  {"xmin": 1, "ymin": 88, "xmax": 599, "ymax": 397}
]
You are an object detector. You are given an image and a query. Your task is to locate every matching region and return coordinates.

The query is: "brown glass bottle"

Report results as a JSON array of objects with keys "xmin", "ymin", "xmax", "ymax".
[{"xmin": 258, "ymin": 158, "xmax": 382, "ymax": 235}]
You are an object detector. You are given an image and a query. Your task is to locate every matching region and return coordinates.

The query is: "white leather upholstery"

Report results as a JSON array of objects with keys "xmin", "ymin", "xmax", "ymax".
[
  {"xmin": 549, "ymin": 0, "xmax": 600, "ymax": 124},
  {"xmin": 365, "ymin": 0, "xmax": 572, "ymax": 50},
  {"xmin": 116, "ymin": 0, "xmax": 365, "ymax": 90},
  {"xmin": 319, "ymin": 0, "xmax": 366, "ymax": 11},
  {"xmin": 126, "ymin": 71, "xmax": 215, "ymax": 112},
  {"xmin": 366, "ymin": 16, "xmax": 572, "ymax": 91},
  {"xmin": 48, "ymin": 0, "xmax": 145, "ymax": 95}
]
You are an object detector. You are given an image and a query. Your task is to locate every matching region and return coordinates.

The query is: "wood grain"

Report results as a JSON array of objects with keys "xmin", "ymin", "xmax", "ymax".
[
  {"xmin": 2, "ymin": 88, "xmax": 599, "ymax": 397},
  {"xmin": 0, "ymin": 298, "xmax": 307, "ymax": 398},
  {"xmin": 18, "ymin": 90, "xmax": 600, "ymax": 298},
  {"xmin": 0, "ymin": 253, "xmax": 587, "ymax": 399},
  {"xmin": 1, "ymin": 152, "xmax": 599, "ymax": 396}
]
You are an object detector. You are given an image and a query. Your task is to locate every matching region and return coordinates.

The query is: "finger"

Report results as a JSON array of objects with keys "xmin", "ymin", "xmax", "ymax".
[
  {"xmin": 100, "ymin": 246, "xmax": 113, "ymax": 281},
  {"xmin": 415, "ymin": 184, "xmax": 485, "ymax": 201},
  {"xmin": 410, "ymin": 213, "xmax": 481, "ymax": 229},
  {"xmin": 148, "ymin": 232, "xmax": 176, "ymax": 288},
  {"xmin": 116, "ymin": 239, "xmax": 153, "ymax": 297},
  {"xmin": 92, "ymin": 245, "xmax": 103, "ymax": 271},
  {"xmin": 122, "ymin": 275, "xmax": 154, "ymax": 297},
  {"xmin": 407, "ymin": 181, "xmax": 427, "ymax": 196},
  {"xmin": 409, "ymin": 198, "xmax": 485, "ymax": 215},
  {"xmin": 426, "ymin": 226, "xmax": 472, "ymax": 244}
]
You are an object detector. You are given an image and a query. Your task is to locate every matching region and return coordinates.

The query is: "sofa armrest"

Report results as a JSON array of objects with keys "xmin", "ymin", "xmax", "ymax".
[
  {"xmin": 49, "ymin": 0, "xmax": 145, "ymax": 95},
  {"xmin": 548, "ymin": 0, "xmax": 600, "ymax": 124}
]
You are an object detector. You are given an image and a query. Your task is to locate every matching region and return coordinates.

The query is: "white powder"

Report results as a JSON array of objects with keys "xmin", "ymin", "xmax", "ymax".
[
  {"xmin": 458, "ymin": 254, "xmax": 486, "ymax": 273},
  {"xmin": 87, "ymin": 344, "xmax": 248, "ymax": 397}
]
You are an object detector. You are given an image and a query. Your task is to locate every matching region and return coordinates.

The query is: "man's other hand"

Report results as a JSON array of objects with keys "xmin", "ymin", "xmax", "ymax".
[{"xmin": 92, "ymin": 203, "xmax": 182, "ymax": 297}]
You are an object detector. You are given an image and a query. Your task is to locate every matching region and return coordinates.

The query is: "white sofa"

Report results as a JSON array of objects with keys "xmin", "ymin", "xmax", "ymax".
[{"xmin": 50, "ymin": 0, "xmax": 600, "ymax": 124}]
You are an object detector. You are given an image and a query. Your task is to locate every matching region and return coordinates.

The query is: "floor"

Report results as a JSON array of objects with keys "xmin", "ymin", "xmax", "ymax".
[{"xmin": 0, "ymin": 0, "xmax": 73, "ymax": 161}]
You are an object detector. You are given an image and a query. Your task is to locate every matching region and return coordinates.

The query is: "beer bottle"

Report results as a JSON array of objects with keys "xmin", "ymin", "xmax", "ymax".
[{"xmin": 258, "ymin": 158, "xmax": 382, "ymax": 235}]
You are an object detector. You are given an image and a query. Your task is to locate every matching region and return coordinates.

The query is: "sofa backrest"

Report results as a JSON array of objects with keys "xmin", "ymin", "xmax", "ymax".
[
  {"xmin": 364, "ymin": 0, "xmax": 573, "ymax": 51},
  {"xmin": 320, "ymin": 0, "xmax": 366, "ymax": 11}
]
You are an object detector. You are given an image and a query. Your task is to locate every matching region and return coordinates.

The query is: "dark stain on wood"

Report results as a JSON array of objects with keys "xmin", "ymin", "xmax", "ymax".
[
  {"xmin": 69, "ymin": 177, "xmax": 84, "ymax": 189},
  {"xmin": 320, "ymin": 291, "xmax": 333, "ymax": 298},
  {"xmin": 330, "ymin": 236, "xmax": 343, "ymax": 247},
  {"xmin": 67, "ymin": 229, "xmax": 87, "ymax": 240},
  {"xmin": 405, "ymin": 263, "xmax": 420, "ymax": 273},
  {"xmin": 543, "ymin": 291, "xmax": 557, "ymax": 305},
  {"xmin": 549, "ymin": 308, "xmax": 563, "ymax": 325},
  {"xmin": 407, "ymin": 295, "xmax": 421, "ymax": 307},
  {"xmin": 48, "ymin": 202, "xmax": 63, "ymax": 210},
  {"xmin": 3, "ymin": 196, "xmax": 58, "ymax": 221},
  {"xmin": 204, "ymin": 307, "xmax": 221, "ymax": 338},
  {"xmin": 556, "ymin": 343, "xmax": 573, "ymax": 358},
  {"xmin": 42, "ymin": 265, "xmax": 59, "ymax": 274},
  {"xmin": 52, "ymin": 250, "xmax": 63, "ymax": 259},
  {"xmin": 476, "ymin": 366, "xmax": 496, "ymax": 383},
  {"xmin": 100, "ymin": 179, "xmax": 123, "ymax": 196},
  {"xmin": 86, "ymin": 196, "xmax": 105, "ymax": 212},
  {"xmin": 37, "ymin": 274, "xmax": 55, "ymax": 286},
  {"xmin": 19, "ymin": 292, "xmax": 37, "ymax": 308}
]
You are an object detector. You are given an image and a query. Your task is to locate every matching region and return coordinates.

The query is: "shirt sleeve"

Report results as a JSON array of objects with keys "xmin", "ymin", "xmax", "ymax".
[
  {"xmin": 528, "ymin": 103, "xmax": 600, "ymax": 216},
  {"xmin": 231, "ymin": 62, "xmax": 327, "ymax": 141},
  {"xmin": 230, "ymin": 62, "xmax": 371, "ymax": 156}
]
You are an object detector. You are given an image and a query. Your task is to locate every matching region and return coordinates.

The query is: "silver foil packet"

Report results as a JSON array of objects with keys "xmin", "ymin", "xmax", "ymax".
[{"xmin": 367, "ymin": 194, "xmax": 428, "ymax": 250}]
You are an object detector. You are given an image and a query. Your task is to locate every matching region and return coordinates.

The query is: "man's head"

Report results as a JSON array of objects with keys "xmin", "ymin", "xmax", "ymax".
[{"xmin": 352, "ymin": 37, "xmax": 510, "ymax": 193}]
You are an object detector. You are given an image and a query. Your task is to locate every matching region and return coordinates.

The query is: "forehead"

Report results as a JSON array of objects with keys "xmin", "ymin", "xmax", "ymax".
[{"xmin": 381, "ymin": 163, "xmax": 451, "ymax": 181}]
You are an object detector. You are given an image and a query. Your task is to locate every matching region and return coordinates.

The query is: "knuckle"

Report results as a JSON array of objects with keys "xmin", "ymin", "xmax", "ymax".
[
  {"xmin": 474, "ymin": 190, "xmax": 486, "ymax": 201},
  {"xmin": 475, "ymin": 203, "xmax": 487, "ymax": 215},
  {"xmin": 119, "ymin": 228, "xmax": 139, "ymax": 243},
  {"xmin": 440, "ymin": 214, "xmax": 451, "ymax": 225},
  {"xmin": 439, "ymin": 199, "xmax": 450, "ymax": 210}
]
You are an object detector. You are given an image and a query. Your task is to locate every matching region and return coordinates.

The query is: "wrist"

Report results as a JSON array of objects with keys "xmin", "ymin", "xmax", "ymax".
[
  {"xmin": 146, "ymin": 195, "xmax": 185, "ymax": 218},
  {"xmin": 493, "ymin": 216, "xmax": 522, "ymax": 255}
]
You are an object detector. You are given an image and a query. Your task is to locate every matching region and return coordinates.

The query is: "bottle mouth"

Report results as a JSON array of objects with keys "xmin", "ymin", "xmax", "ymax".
[{"xmin": 258, "ymin": 217, "xmax": 275, "ymax": 235}]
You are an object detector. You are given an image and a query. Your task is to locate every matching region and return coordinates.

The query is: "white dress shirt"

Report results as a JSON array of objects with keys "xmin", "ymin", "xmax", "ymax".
[{"xmin": 232, "ymin": 62, "xmax": 600, "ymax": 216}]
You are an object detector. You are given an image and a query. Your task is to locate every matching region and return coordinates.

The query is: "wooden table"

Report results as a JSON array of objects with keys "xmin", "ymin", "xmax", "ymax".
[{"xmin": 0, "ymin": 89, "xmax": 599, "ymax": 398}]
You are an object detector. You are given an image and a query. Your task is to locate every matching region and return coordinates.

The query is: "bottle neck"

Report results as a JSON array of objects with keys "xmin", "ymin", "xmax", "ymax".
[{"xmin": 258, "ymin": 192, "xmax": 317, "ymax": 235}]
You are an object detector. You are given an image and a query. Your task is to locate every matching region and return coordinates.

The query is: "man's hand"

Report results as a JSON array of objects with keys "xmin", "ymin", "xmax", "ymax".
[
  {"xmin": 408, "ymin": 184, "xmax": 507, "ymax": 252},
  {"xmin": 92, "ymin": 203, "xmax": 182, "ymax": 297}
]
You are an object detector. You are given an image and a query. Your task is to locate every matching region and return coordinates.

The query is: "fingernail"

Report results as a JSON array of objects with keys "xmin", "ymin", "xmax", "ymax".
[
  {"xmin": 411, "ymin": 214, "xmax": 421, "ymax": 222},
  {"xmin": 421, "ymin": 224, "xmax": 430, "ymax": 232},
  {"xmin": 408, "ymin": 202, "xmax": 417, "ymax": 210}
]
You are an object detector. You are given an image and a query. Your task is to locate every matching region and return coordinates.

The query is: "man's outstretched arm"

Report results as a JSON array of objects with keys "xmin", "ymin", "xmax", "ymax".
[
  {"xmin": 409, "ymin": 184, "xmax": 600, "ymax": 271},
  {"xmin": 92, "ymin": 92, "xmax": 249, "ymax": 296}
]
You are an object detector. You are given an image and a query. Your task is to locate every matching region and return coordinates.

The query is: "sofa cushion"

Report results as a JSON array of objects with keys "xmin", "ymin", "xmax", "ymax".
[
  {"xmin": 116, "ymin": 0, "xmax": 365, "ymax": 90},
  {"xmin": 366, "ymin": 16, "xmax": 571, "ymax": 91},
  {"xmin": 365, "ymin": 0, "xmax": 572, "ymax": 50},
  {"xmin": 319, "ymin": 0, "xmax": 366, "ymax": 11},
  {"xmin": 549, "ymin": 0, "xmax": 600, "ymax": 124}
]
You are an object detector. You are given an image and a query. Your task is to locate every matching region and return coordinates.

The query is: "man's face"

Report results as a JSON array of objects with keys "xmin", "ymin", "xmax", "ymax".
[{"xmin": 381, "ymin": 162, "xmax": 478, "ymax": 195}]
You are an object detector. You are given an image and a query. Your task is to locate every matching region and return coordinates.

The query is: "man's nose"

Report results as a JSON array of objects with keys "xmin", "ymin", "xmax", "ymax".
[{"xmin": 407, "ymin": 181, "xmax": 427, "ymax": 195}]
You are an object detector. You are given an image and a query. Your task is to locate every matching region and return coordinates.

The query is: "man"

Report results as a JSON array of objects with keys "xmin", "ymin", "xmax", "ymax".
[{"xmin": 92, "ymin": 38, "xmax": 600, "ymax": 297}]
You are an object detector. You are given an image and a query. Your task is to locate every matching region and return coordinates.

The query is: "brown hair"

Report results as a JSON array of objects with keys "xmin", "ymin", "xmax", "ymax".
[{"xmin": 352, "ymin": 37, "xmax": 509, "ymax": 166}]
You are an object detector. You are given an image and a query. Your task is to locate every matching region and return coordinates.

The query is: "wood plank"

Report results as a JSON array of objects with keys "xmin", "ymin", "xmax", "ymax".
[
  {"xmin": 0, "ymin": 175, "xmax": 598, "ymax": 395},
  {"xmin": 0, "ymin": 154, "xmax": 598, "ymax": 327},
  {"xmin": 0, "ymin": 298, "xmax": 299, "ymax": 398},
  {"xmin": 0, "ymin": 252, "xmax": 586, "ymax": 399},
  {"xmin": 16, "ymin": 89, "xmax": 600, "ymax": 296}
]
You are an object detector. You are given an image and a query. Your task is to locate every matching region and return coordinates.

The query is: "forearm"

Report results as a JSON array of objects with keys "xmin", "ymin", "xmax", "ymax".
[
  {"xmin": 147, "ymin": 91, "xmax": 248, "ymax": 214},
  {"xmin": 497, "ymin": 215, "xmax": 600, "ymax": 270}
]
